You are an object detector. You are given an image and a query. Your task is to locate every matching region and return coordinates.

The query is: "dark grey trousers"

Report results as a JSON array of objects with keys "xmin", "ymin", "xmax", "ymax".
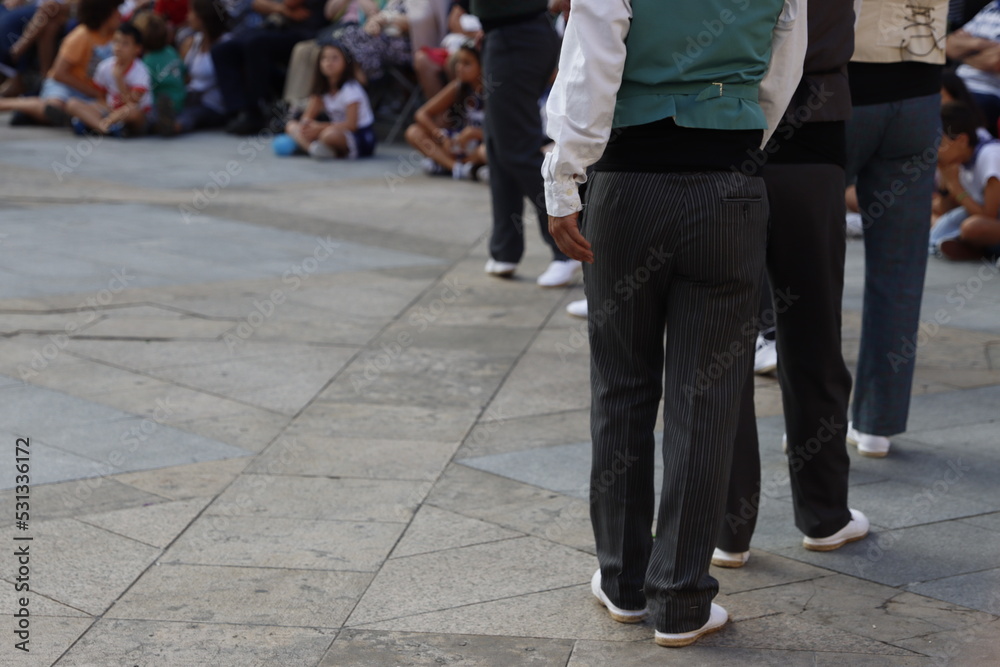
[
  {"xmin": 719, "ymin": 163, "xmax": 854, "ymax": 552},
  {"xmin": 481, "ymin": 14, "xmax": 566, "ymax": 263},
  {"xmin": 584, "ymin": 170, "xmax": 767, "ymax": 633}
]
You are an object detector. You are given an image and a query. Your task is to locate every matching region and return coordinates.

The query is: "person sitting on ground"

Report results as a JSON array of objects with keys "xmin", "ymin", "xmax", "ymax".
[
  {"xmin": 132, "ymin": 10, "xmax": 185, "ymax": 134},
  {"xmin": 0, "ymin": 0, "xmax": 73, "ymax": 98},
  {"xmin": 66, "ymin": 21, "xmax": 152, "ymax": 136},
  {"xmin": 932, "ymin": 101, "xmax": 1000, "ymax": 259},
  {"xmin": 274, "ymin": 39, "xmax": 375, "ymax": 158},
  {"xmin": 405, "ymin": 41, "xmax": 486, "ymax": 181},
  {"xmin": 947, "ymin": 1, "xmax": 1000, "ymax": 135},
  {"xmin": 0, "ymin": 0, "xmax": 119, "ymax": 125},
  {"xmin": 166, "ymin": 0, "xmax": 228, "ymax": 134}
]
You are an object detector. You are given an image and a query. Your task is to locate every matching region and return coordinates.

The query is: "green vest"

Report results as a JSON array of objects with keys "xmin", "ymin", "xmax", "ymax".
[{"xmin": 614, "ymin": 0, "xmax": 785, "ymax": 130}]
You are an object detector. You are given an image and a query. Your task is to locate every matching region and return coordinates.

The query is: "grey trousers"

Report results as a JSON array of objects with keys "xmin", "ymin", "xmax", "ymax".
[{"xmin": 584, "ymin": 170, "xmax": 767, "ymax": 633}]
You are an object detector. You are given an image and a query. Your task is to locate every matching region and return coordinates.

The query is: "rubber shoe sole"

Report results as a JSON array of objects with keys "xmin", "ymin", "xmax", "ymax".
[
  {"xmin": 802, "ymin": 508, "xmax": 869, "ymax": 552},
  {"xmin": 654, "ymin": 603, "xmax": 728, "ymax": 647},
  {"xmin": 711, "ymin": 548, "xmax": 749, "ymax": 568}
]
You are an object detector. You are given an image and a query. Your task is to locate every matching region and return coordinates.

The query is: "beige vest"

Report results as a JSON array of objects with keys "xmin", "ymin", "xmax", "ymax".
[{"xmin": 852, "ymin": 0, "xmax": 948, "ymax": 64}]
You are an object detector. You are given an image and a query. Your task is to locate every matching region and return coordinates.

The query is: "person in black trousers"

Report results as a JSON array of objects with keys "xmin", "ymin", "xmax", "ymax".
[{"xmin": 714, "ymin": 0, "xmax": 870, "ymax": 567}]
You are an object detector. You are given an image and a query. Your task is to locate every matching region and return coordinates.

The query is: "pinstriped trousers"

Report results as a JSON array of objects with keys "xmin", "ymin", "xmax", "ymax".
[{"xmin": 583, "ymin": 170, "xmax": 767, "ymax": 633}]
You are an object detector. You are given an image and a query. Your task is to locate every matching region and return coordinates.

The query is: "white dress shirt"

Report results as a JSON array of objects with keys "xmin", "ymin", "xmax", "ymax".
[{"xmin": 542, "ymin": 0, "xmax": 808, "ymax": 217}]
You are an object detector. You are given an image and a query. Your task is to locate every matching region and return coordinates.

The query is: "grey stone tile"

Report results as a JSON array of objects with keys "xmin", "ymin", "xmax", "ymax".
[
  {"xmin": 729, "ymin": 576, "xmax": 994, "ymax": 645},
  {"xmin": 13, "ymin": 519, "xmax": 160, "ymax": 615},
  {"xmin": 168, "ymin": 410, "xmax": 290, "ymax": 453},
  {"xmin": 698, "ymin": 610, "xmax": 918, "ymax": 655},
  {"xmin": 0, "ymin": 477, "xmax": 168, "ymax": 528},
  {"xmin": 568, "ymin": 641, "xmax": 822, "ymax": 667},
  {"xmin": 455, "ymin": 408, "xmax": 591, "ymax": 459},
  {"xmin": 960, "ymin": 511, "xmax": 1000, "ymax": 533},
  {"xmin": 320, "ymin": 629, "xmax": 573, "ymax": 666},
  {"xmin": 347, "ymin": 537, "xmax": 594, "ymax": 626},
  {"xmin": 711, "ymin": 551, "xmax": 833, "ymax": 595},
  {"xmin": 162, "ymin": 516, "xmax": 406, "ymax": 571},
  {"xmin": 113, "ymin": 457, "xmax": 249, "ymax": 500},
  {"xmin": 4, "ymin": 616, "xmax": 94, "ymax": 666},
  {"xmin": 426, "ymin": 464, "xmax": 596, "ymax": 553},
  {"xmin": 4, "ymin": 381, "xmax": 129, "ymax": 426},
  {"xmin": 774, "ymin": 521, "xmax": 1000, "ymax": 588},
  {"xmin": 77, "ymin": 497, "xmax": 212, "ymax": 549},
  {"xmin": 17, "ymin": 358, "xmax": 164, "ymax": 397},
  {"xmin": 356, "ymin": 585, "xmax": 650, "ymax": 642},
  {"xmin": 80, "ymin": 315, "xmax": 237, "ymax": 338},
  {"xmin": 107, "ymin": 563, "xmax": 371, "ymax": 628},
  {"xmin": 57, "ymin": 619, "xmax": 337, "ymax": 667},
  {"xmin": 84, "ymin": 380, "xmax": 285, "ymax": 425},
  {"xmin": 905, "ymin": 420, "xmax": 1000, "ymax": 449},
  {"xmin": 908, "ymin": 569, "xmax": 1000, "ymax": 616},
  {"xmin": 484, "ymin": 351, "xmax": 591, "ymax": 420},
  {"xmin": 892, "ymin": 618, "xmax": 1000, "ymax": 664},
  {"xmin": 206, "ymin": 475, "xmax": 431, "ymax": 523},
  {"xmin": 0, "ymin": 438, "xmax": 115, "ymax": 490},
  {"xmin": 294, "ymin": 403, "xmax": 480, "ymax": 442},
  {"xmin": 0, "ymin": 590, "xmax": 89, "ymax": 617},
  {"xmin": 390, "ymin": 505, "xmax": 523, "ymax": 559},
  {"xmin": 373, "ymin": 323, "xmax": 537, "ymax": 356},
  {"xmin": 841, "ymin": 480, "xmax": 997, "ymax": 529},
  {"xmin": 903, "ymin": 385, "xmax": 1000, "ymax": 434},
  {"xmin": 812, "ymin": 655, "xmax": 937, "ymax": 666},
  {"xmin": 248, "ymin": 435, "xmax": 460, "ymax": 481}
]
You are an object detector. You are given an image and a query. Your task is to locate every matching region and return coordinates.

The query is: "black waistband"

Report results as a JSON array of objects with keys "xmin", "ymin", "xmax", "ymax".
[{"xmin": 480, "ymin": 10, "xmax": 546, "ymax": 32}]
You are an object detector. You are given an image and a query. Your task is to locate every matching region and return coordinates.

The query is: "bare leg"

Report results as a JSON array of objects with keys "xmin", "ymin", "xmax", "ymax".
[
  {"xmin": 0, "ymin": 96, "xmax": 50, "ymax": 122},
  {"xmin": 961, "ymin": 215, "xmax": 1000, "ymax": 247},
  {"xmin": 285, "ymin": 120, "xmax": 311, "ymax": 152},
  {"xmin": 66, "ymin": 98, "xmax": 107, "ymax": 132},
  {"xmin": 318, "ymin": 125, "xmax": 350, "ymax": 157},
  {"xmin": 405, "ymin": 123, "xmax": 457, "ymax": 170}
]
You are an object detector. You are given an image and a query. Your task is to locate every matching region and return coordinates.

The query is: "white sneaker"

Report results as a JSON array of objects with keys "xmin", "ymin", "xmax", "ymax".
[
  {"xmin": 537, "ymin": 259, "xmax": 581, "ymax": 287},
  {"xmin": 308, "ymin": 141, "xmax": 336, "ymax": 160},
  {"xmin": 591, "ymin": 569, "xmax": 647, "ymax": 623},
  {"xmin": 847, "ymin": 422, "xmax": 891, "ymax": 458},
  {"xmin": 654, "ymin": 603, "xmax": 728, "ymax": 647},
  {"xmin": 476, "ymin": 165, "xmax": 490, "ymax": 183},
  {"xmin": 802, "ymin": 508, "xmax": 870, "ymax": 552},
  {"xmin": 846, "ymin": 211, "xmax": 864, "ymax": 238},
  {"xmin": 711, "ymin": 548, "xmax": 749, "ymax": 568},
  {"xmin": 753, "ymin": 334, "xmax": 777, "ymax": 375},
  {"xmin": 484, "ymin": 258, "xmax": 517, "ymax": 278},
  {"xmin": 566, "ymin": 299, "xmax": 587, "ymax": 318},
  {"xmin": 782, "ymin": 433, "xmax": 788, "ymax": 454}
]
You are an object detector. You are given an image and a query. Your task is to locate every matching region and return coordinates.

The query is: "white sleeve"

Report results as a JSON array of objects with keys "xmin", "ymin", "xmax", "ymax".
[
  {"xmin": 542, "ymin": 0, "xmax": 632, "ymax": 218},
  {"xmin": 93, "ymin": 57, "xmax": 114, "ymax": 91},
  {"xmin": 757, "ymin": 0, "xmax": 807, "ymax": 147}
]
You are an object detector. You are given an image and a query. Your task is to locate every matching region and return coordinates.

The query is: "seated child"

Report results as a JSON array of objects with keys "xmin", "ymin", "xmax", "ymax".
[
  {"xmin": 933, "ymin": 101, "xmax": 1000, "ymax": 261},
  {"xmin": 404, "ymin": 41, "xmax": 486, "ymax": 181},
  {"xmin": 0, "ymin": 0, "xmax": 120, "ymax": 124},
  {"xmin": 170, "ymin": 0, "xmax": 228, "ymax": 134},
  {"xmin": 132, "ymin": 10, "xmax": 185, "ymax": 134},
  {"xmin": 66, "ymin": 22, "xmax": 152, "ymax": 136},
  {"xmin": 275, "ymin": 40, "xmax": 376, "ymax": 160}
]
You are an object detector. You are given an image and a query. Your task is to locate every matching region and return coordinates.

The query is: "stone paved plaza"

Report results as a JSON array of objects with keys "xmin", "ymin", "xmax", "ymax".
[{"xmin": 1, "ymin": 119, "xmax": 999, "ymax": 666}]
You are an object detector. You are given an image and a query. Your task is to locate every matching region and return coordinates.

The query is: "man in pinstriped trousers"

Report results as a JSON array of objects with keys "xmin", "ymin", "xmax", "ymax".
[{"xmin": 542, "ymin": 0, "xmax": 806, "ymax": 647}]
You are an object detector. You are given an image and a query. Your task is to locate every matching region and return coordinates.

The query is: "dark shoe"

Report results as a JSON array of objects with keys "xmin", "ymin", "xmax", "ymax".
[
  {"xmin": 43, "ymin": 103, "xmax": 70, "ymax": 127},
  {"xmin": 154, "ymin": 95, "xmax": 176, "ymax": 137},
  {"xmin": 225, "ymin": 110, "xmax": 265, "ymax": 135},
  {"xmin": 938, "ymin": 238, "xmax": 985, "ymax": 261},
  {"xmin": 9, "ymin": 110, "xmax": 37, "ymax": 126}
]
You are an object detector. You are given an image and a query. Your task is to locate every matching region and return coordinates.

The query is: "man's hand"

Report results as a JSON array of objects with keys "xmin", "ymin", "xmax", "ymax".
[{"xmin": 548, "ymin": 212, "xmax": 593, "ymax": 263}]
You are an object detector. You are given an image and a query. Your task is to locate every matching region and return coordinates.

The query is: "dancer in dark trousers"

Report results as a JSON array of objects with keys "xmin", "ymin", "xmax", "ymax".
[
  {"xmin": 544, "ymin": 0, "xmax": 805, "ymax": 648},
  {"xmin": 471, "ymin": 0, "xmax": 580, "ymax": 287},
  {"xmin": 714, "ymin": 0, "xmax": 870, "ymax": 569}
]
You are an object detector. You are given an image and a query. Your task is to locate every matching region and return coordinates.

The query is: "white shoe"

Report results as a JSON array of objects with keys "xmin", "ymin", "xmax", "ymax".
[
  {"xmin": 654, "ymin": 603, "xmax": 728, "ymax": 647},
  {"xmin": 537, "ymin": 259, "xmax": 581, "ymax": 287},
  {"xmin": 753, "ymin": 334, "xmax": 777, "ymax": 375},
  {"xmin": 591, "ymin": 569, "xmax": 647, "ymax": 623},
  {"xmin": 847, "ymin": 422, "xmax": 891, "ymax": 458},
  {"xmin": 484, "ymin": 258, "xmax": 517, "ymax": 278},
  {"xmin": 308, "ymin": 141, "xmax": 336, "ymax": 160},
  {"xmin": 846, "ymin": 211, "xmax": 864, "ymax": 238},
  {"xmin": 475, "ymin": 165, "xmax": 490, "ymax": 183},
  {"xmin": 802, "ymin": 508, "xmax": 870, "ymax": 551},
  {"xmin": 782, "ymin": 433, "xmax": 788, "ymax": 454},
  {"xmin": 711, "ymin": 548, "xmax": 749, "ymax": 568},
  {"xmin": 566, "ymin": 299, "xmax": 587, "ymax": 318}
]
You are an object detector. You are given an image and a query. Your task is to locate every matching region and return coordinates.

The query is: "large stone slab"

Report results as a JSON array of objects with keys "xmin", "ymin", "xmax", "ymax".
[
  {"xmin": 347, "ymin": 536, "xmax": 594, "ymax": 626},
  {"xmin": 319, "ymin": 629, "xmax": 574, "ymax": 667},
  {"xmin": 0, "ymin": 476, "xmax": 168, "ymax": 528},
  {"xmin": 206, "ymin": 474, "xmax": 430, "ymax": 523},
  {"xmin": 113, "ymin": 457, "xmax": 249, "ymax": 500},
  {"xmin": 293, "ymin": 403, "xmax": 480, "ymax": 442},
  {"xmin": 568, "ymin": 641, "xmax": 826, "ymax": 667},
  {"xmin": 77, "ymin": 497, "xmax": 212, "ymax": 548},
  {"xmin": 107, "ymin": 563, "xmax": 371, "ymax": 628},
  {"xmin": 390, "ymin": 505, "xmax": 523, "ymax": 559},
  {"xmin": 0, "ymin": 616, "xmax": 94, "ymax": 667},
  {"xmin": 57, "ymin": 619, "xmax": 337, "ymax": 667},
  {"xmin": 162, "ymin": 516, "xmax": 406, "ymax": 571},
  {"xmin": 908, "ymin": 568, "xmax": 1000, "ymax": 616}
]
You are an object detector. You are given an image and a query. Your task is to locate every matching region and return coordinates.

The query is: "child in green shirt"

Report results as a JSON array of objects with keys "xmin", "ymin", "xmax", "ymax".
[{"xmin": 132, "ymin": 10, "xmax": 185, "ymax": 134}]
